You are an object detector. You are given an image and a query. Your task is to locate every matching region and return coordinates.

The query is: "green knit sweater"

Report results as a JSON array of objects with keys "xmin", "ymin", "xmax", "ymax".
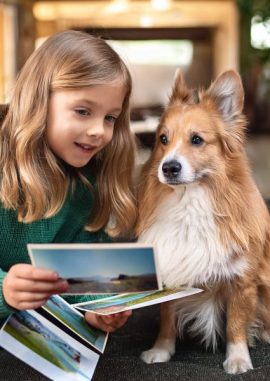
[{"xmin": 0, "ymin": 174, "xmax": 111, "ymax": 322}]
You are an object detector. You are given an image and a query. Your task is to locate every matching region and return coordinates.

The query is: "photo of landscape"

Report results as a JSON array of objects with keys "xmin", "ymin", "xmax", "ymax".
[
  {"xmin": 74, "ymin": 287, "xmax": 203, "ymax": 315},
  {"xmin": 43, "ymin": 295, "xmax": 108, "ymax": 353},
  {"xmin": 28, "ymin": 243, "xmax": 161, "ymax": 294},
  {"xmin": 0, "ymin": 310, "xmax": 99, "ymax": 381}
]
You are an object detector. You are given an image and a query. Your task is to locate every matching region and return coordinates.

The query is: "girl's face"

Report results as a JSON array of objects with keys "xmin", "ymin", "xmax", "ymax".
[{"xmin": 46, "ymin": 84, "xmax": 126, "ymax": 168}]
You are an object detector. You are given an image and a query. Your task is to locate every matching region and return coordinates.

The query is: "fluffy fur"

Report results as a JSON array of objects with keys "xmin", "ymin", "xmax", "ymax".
[{"xmin": 136, "ymin": 70, "xmax": 270, "ymax": 374}]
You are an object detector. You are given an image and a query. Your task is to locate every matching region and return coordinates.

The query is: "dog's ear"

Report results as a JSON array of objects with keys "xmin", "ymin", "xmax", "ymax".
[
  {"xmin": 205, "ymin": 70, "xmax": 244, "ymax": 123},
  {"xmin": 203, "ymin": 70, "xmax": 246, "ymax": 153},
  {"xmin": 169, "ymin": 69, "xmax": 194, "ymax": 105}
]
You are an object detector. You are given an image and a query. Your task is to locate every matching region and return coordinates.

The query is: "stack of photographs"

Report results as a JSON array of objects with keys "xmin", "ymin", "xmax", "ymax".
[
  {"xmin": 0, "ymin": 243, "xmax": 202, "ymax": 380},
  {"xmin": 0, "ymin": 295, "xmax": 107, "ymax": 381}
]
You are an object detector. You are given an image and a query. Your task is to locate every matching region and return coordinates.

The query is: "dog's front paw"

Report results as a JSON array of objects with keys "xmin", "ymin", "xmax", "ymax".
[
  {"xmin": 224, "ymin": 341, "xmax": 253, "ymax": 374},
  {"xmin": 223, "ymin": 356, "xmax": 253, "ymax": 374},
  {"xmin": 141, "ymin": 348, "xmax": 172, "ymax": 364}
]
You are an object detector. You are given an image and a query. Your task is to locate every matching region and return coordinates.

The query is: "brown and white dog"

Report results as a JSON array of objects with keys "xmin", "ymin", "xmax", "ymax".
[{"xmin": 136, "ymin": 70, "xmax": 270, "ymax": 374}]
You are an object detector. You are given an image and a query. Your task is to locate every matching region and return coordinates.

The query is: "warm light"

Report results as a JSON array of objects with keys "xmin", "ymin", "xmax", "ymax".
[
  {"xmin": 105, "ymin": 0, "xmax": 130, "ymax": 14},
  {"xmin": 251, "ymin": 15, "xmax": 270, "ymax": 49},
  {"xmin": 109, "ymin": 40, "xmax": 193, "ymax": 66},
  {"xmin": 140, "ymin": 15, "xmax": 153, "ymax": 27},
  {"xmin": 34, "ymin": 2, "xmax": 99, "ymax": 20},
  {"xmin": 150, "ymin": 0, "xmax": 172, "ymax": 11}
]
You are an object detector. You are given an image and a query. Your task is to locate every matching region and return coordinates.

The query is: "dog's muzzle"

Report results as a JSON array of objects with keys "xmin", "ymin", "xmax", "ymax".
[{"xmin": 162, "ymin": 160, "xmax": 182, "ymax": 183}]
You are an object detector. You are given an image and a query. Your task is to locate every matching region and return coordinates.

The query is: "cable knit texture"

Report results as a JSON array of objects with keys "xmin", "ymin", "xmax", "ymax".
[{"xmin": 0, "ymin": 173, "xmax": 111, "ymax": 323}]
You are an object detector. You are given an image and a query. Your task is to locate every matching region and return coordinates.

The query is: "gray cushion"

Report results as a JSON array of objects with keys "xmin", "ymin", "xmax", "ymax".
[{"xmin": 1, "ymin": 305, "xmax": 270, "ymax": 380}]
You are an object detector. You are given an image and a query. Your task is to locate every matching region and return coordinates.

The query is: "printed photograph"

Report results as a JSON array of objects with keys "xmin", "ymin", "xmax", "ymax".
[
  {"xmin": 43, "ymin": 295, "xmax": 108, "ymax": 353},
  {"xmin": 28, "ymin": 243, "xmax": 161, "ymax": 294},
  {"xmin": 0, "ymin": 310, "xmax": 99, "ymax": 381},
  {"xmin": 74, "ymin": 287, "xmax": 203, "ymax": 315}
]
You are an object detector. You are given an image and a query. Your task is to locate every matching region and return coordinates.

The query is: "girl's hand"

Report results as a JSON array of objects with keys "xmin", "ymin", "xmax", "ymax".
[
  {"xmin": 84, "ymin": 310, "xmax": 132, "ymax": 333},
  {"xmin": 3, "ymin": 263, "xmax": 68, "ymax": 310}
]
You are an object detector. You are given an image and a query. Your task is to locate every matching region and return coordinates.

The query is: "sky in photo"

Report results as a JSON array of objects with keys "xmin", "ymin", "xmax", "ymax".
[{"xmin": 30, "ymin": 246, "xmax": 156, "ymax": 278}]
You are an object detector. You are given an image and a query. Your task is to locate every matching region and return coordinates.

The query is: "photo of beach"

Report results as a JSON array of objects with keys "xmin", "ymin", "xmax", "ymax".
[{"xmin": 28, "ymin": 243, "xmax": 161, "ymax": 294}]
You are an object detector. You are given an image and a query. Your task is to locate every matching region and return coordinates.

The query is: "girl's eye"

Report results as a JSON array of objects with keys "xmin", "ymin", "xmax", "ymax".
[
  {"xmin": 105, "ymin": 115, "xmax": 117, "ymax": 124},
  {"xmin": 191, "ymin": 135, "xmax": 204, "ymax": 145},
  {"xmin": 75, "ymin": 108, "xmax": 90, "ymax": 116},
  {"xmin": 160, "ymin": 134, "xmax": 168, "ymax": 145}
]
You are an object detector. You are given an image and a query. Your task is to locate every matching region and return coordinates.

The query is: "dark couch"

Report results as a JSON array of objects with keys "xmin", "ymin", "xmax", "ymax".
[{"xmin": 1, "ymin": 304, "xmax": 270, "ymax": 381}]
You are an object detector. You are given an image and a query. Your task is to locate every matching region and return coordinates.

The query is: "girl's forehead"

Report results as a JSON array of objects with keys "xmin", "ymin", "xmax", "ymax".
[
  {"xmin": 54, "ymin": 79, "xmax": 127, "ymax": 94},
  {"xmin": 50, "ymin": 84, "xmax": 126, "ymax": 110},
  {"xmin": 52, "ymin": 82, "xmax": 124, "ymax": 95}
]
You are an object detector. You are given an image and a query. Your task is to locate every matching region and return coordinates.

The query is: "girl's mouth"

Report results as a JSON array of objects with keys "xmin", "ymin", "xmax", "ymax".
[{"xmin": 74, "ymin": 142, "xmax": 97, "ymax": 151}]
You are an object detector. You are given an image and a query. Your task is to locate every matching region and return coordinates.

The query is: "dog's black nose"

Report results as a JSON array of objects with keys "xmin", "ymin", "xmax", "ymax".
[{"xmin": 162, "ymin": 160, "xmax": 182, "ymax": 177}]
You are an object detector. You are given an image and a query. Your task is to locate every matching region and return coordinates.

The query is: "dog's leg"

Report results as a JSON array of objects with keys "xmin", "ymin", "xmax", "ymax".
[
  {"xmin": 258, "ymin": 240, "xmax": 270, "ymax": 343},
  {"xmin": 223, "ymin": 284, "xmax": 256, "ymax": 374},
  {"xmin": 257, "ymin": 285, "xmax": 270, "ymax": 343},
  {"xmin": 141, "ymin": 301, "xmax": 176, "ymax": 363}
]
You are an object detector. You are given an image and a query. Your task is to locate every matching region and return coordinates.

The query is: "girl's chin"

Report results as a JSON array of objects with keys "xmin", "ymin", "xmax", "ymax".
[{"xmin": 64, "ymin": 155, "xmax": 95, "ymax": 168}]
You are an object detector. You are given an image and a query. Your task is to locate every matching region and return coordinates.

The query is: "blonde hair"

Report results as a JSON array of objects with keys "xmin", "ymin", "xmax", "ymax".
[{"xmin": 0, "ymin": 30, "xmax": 137, "ymax": 237}]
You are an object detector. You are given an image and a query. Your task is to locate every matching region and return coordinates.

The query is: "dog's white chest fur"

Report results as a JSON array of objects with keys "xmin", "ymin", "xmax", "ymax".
[{"xmin": 139, "ymin": 184, "xmax": 247, "ymax": 288}]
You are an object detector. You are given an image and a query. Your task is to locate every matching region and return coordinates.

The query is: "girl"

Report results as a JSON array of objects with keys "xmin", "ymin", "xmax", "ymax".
[{"xmin": 0, "ymin": 30, "xmax": 137, "ymax": 332}]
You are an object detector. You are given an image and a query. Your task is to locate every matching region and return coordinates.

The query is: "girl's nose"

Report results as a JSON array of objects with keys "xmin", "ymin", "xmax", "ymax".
[{"xmin": 86, "ymin": 120, "xmax": 105, "ymax": 137}]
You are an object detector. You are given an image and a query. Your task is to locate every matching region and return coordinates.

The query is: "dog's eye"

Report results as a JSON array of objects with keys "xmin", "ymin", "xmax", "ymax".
[
  {"xmin": 160, "ymin": 134, "xmax": 168, "ymax": 145},
  {"xmin": 191, "ymin": 135, "xmax": 204, "ymax": 145}
]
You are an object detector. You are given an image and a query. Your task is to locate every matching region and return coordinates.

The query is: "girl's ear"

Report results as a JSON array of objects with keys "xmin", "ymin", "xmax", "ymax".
[
  {"xmin": 169, "ymin": 69, "xmax": 194, "ymax": 105},
  {"xmin": 205, "ymin": 70, "xmax": 244, "ymax": 123}
]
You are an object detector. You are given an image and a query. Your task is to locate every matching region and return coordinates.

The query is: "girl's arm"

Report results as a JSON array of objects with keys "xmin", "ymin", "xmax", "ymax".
[{"xmin": 0, "ymin": 268, "xmax": 16, "ymax": 318}]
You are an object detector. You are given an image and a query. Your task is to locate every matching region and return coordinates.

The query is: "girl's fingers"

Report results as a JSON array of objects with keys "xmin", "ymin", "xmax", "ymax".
[
  {"xmin": 84, "ymin": 310, "xmax": 132, "ymax": 332},
  {"xmin": 11, "ymin": 264, "xmax": 59, "ymax": 281},
  {"xmin": 15, "ymin": 299, "xmax": 50, "ymax": 311},
  {"xmin": 102, "ymin": 310, "xmax": 132, "ymax": 325},
  {"xmin": 84, "ymin": 312, "xmax": 115, "ymax": 332},
  {"xmin": 107, "ymin": 311, "xmax": 132, "ymax": 329},
  {"xmin": 13, "ymin": 291, "xmax": 54, "ymax": 303},
  {"xmin": 11, "ymin": 278, "xmax": 68, "ymax": 293}
]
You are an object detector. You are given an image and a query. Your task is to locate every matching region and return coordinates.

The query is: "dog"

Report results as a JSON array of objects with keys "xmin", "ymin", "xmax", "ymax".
[{"xmin": 136, "ymin": 70, "xmax": 270, "ymax": 374}]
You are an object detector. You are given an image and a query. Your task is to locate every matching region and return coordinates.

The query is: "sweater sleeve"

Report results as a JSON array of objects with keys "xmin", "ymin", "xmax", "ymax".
[{"xmin": 0, "ymin": 269, "xmax": 16, "ymax": 318}]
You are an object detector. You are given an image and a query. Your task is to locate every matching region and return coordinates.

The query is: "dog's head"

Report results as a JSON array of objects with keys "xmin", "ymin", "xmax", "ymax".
[{"xmin": 153, "ymin": 70, "xmax": 246, "ymax": 187}]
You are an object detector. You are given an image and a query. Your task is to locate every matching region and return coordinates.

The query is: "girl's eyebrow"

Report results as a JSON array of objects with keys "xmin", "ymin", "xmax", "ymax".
[
  {"xmin": 72, "ymin": 98, "xmax": 122, "ymax": 114},
  {"xmin": 71, "ymin": 98, "xmax": 95, "ymax": 106}
]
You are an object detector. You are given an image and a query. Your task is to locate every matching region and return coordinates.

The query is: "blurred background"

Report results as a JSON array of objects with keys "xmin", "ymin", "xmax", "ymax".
[{"xmin": 0, "ymin": 0, "xmax": 270, "ymax": 198}]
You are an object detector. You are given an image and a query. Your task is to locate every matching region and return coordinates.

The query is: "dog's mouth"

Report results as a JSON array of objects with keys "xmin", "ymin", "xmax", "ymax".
[
  {"xmin": 159, "ymin": 159, "xmax": 209, "ymax": 186},
  {"xmin": 160, "ymin": 172, "xmax": 206, "ymax": 186},
  {"xmin": 162, "ymin": 178, "xmax": 193, "ymax": 186}
]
